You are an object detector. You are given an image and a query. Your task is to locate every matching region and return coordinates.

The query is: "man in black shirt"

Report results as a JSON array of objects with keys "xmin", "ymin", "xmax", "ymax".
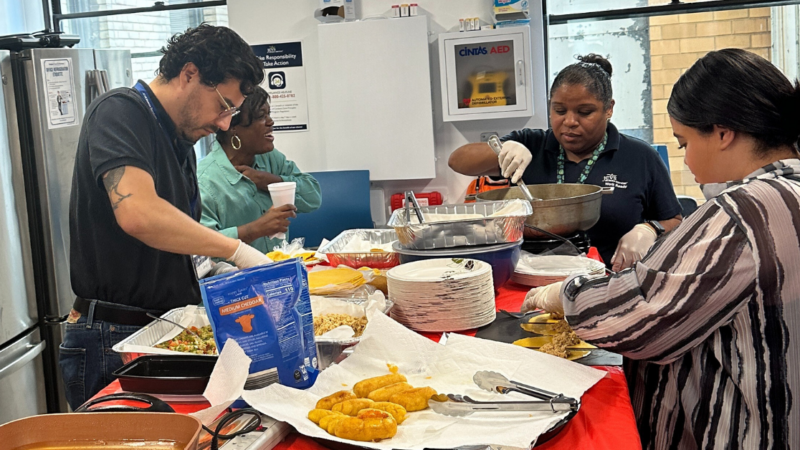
[{"xmin": 63, "ymin": 25, "xmax": 271, "ymax": 409}]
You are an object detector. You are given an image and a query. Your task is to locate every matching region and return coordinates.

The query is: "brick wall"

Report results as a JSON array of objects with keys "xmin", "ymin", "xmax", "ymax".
[{"xmin": 649, "ymin": 8, "xmax": 772, "ymax": 200}]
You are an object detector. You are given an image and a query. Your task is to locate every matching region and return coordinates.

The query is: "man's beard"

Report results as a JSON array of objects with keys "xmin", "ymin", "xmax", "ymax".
[{"xmin": 176, "ymin": 96, "xmax": 216, "ymax": 144}]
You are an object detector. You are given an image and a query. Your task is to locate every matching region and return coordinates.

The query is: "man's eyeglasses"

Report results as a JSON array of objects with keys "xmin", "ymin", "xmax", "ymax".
[{"xmin": 215, "ymin": 87, "xmax": 240, "ymax": 119}]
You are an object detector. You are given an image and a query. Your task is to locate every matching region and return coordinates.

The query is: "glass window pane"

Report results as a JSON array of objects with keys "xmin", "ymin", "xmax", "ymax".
[
  {"xmin": 548, "ymin": 6, "xmax": 800, "ymax": 201},
  {"xmin": 60, "ymin": 0, "xmax": 207, "ymax": 13},
  {"xmin": 548, "ymin": 0, "xmax": 718, "ymax": 16}
]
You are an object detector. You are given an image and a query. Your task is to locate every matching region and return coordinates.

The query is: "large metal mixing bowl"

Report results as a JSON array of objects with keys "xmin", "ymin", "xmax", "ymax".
[{"xmin": 476, "ymin": 184, "xmax": 611, "ymax": 238}]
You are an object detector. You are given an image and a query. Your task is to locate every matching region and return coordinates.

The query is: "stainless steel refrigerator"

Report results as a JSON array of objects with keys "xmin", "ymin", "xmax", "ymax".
[{"xmin": 0, "ymin": 44, "xmax": 132, "ymax": 420}]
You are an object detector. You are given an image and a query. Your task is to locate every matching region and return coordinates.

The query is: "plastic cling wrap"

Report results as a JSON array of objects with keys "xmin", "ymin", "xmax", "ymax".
[{"xmin": 200, "ymin": 259, "xmax": 319, "ymax": 390}]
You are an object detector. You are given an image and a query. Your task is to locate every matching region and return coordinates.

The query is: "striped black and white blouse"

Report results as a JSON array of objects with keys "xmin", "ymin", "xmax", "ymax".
[{"xmin": 563, "ymin": 159, "xmax": 800, "ymax": 449}]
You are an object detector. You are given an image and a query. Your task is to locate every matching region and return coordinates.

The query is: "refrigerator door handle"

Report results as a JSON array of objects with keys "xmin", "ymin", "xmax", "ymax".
[
  {"xmin": 99, "ymin": 70, "xmax": 110, "ymax": 94},
  {"xmin": 0, "ymin": 341, "xmax": 46, "ymax": 381}
]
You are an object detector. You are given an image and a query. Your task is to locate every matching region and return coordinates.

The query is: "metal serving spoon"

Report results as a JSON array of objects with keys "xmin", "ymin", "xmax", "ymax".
[
  {"xmin": 146, "ymin": 312, "xmax": 203, "ymax": 341},
  {"xmin": 487, "ymin": 135, "xmax": 536, "ymax": 203}
]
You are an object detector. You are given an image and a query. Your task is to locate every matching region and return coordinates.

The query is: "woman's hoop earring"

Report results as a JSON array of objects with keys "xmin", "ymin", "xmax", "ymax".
[{"xmin": 231, "ymin": 133, "xmax": 242, "ymax": 150}]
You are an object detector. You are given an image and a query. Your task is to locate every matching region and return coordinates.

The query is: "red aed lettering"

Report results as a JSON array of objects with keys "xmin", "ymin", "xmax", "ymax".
[{"xmin": 490, "ymin": 46, "xmax": 511, "ymax": 54}]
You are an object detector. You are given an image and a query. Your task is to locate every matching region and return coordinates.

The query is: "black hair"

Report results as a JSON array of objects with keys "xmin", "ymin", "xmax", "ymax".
[
  {"xmin": 668, "ymin": 48, "xmax": 800, "ymax": 154},
  {"xmin": 158, "ymin": 24, "xmax": 264, "ymax": 96},
  {"xmin": 216, "ymin": 86, "xmax": 270, "ymax": 142},
  {"xmin": 550, "ymin": 54, "xmax": 613, "ymax": 109}
]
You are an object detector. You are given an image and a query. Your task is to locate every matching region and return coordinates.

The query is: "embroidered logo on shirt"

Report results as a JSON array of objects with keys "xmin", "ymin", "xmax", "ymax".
[{"xmin": 603, "ymin": 173, "xmax": 628, "ymax": 189}]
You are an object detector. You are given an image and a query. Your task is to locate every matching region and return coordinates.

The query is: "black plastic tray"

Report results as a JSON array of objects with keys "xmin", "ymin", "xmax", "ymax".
[{"xmin": 112, "ymin": 355, "xmax": 215, "ymax": 395}]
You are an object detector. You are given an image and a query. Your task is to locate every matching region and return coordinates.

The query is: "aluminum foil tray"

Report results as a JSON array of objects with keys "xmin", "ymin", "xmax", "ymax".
[
  {"xmin": 112, "ymin": 307, "xmax": 216, "ymax": 365},
  {"xmin": 314, "ymin": 297, "xmax": 394, "ymax": 369},
  {"xmin": 318, "ymin": 229, "xmax": 400, "ymax": 269},
  {"xmin": 387, "ymin": 199, "xmax": 532, "ymax": 250}
]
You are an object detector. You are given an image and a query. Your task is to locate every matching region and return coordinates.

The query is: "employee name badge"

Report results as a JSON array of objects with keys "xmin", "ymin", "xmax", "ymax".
[{"xmin": 193, "ymin": 255, "xmax": 214, "ymax": 279}]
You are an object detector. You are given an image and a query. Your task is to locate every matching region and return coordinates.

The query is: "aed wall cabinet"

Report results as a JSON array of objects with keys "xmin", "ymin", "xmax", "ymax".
[
  {"xmin": 439, "ymin": 26, "xmax": 534, "ymax": 122},
  {"xmin": 317, "ymin": 16, "xmax": 436, "ymax": 180}
]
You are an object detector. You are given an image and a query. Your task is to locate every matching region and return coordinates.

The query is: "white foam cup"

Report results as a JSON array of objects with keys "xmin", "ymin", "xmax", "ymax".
[{"xmin": 267, "ymin": 181, "xmax": 296, "ymax": 240}]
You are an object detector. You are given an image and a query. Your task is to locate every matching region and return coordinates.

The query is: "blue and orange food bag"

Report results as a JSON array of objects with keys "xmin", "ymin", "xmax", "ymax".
[{"xmin": 200, "ymin": 259, "xmax": 318, "ymax": 389}]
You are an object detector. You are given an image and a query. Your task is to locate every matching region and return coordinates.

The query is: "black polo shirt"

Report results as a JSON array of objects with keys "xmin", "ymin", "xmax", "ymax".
[
  {"xmin": 69, "ymin": 80, "xmax": 202, "ymax": 311},
  {"xmin": 501, "ymin": 123, "xmax": 681, "ymax": 266}
]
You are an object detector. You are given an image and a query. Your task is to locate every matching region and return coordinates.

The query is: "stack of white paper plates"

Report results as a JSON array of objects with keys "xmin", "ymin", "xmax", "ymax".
[
  {"xmin": 386, "ymin": 258, "xmax": 496, "ymax": 332},
  {"xmin": 512, "ymin": 254, "xmax": 606, "ymax": 287}
]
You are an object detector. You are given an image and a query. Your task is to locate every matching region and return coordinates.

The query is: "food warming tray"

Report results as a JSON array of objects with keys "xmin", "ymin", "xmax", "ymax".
[
  {"xmin": 318, "ymin": 228, "xmax": 400, "ymax": 269},
  {"xmin": 387, "ymin": 199, "xmax": 532, "ymax": 250},
  {"xmin": 112, "ymin": 355, "xmax": 215, "ymax": 395}
]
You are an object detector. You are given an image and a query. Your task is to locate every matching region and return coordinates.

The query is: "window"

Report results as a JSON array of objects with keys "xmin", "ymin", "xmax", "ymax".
[
  {"xmin": 547, "ymin": 2, "xmax": 800, "ymax": 200},
  {"xmin": 58, "ymin": 0, "xmax": 229, "ymax": 158}
]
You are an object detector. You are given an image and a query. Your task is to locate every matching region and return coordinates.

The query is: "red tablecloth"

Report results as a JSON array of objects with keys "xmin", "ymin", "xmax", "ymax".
[{"xmin": 96, "ymin": 282, "xmax": 641, "ymax": 449}]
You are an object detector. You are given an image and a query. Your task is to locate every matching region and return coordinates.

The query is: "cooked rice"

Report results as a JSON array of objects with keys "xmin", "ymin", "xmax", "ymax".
[{"xmin": 313, "ymin": 313, "xmax": 368, "ymax": 337}]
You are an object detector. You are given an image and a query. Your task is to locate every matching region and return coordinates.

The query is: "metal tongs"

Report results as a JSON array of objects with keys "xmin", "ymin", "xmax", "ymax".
[
  {"xmin": 403, "ymin": 190, "xmax": 425, "ymax": 224},
  {"xmin": 487, "ymin": 135, "xmax": 536, "ymax": 203},
  {"xmin": 428, "ymin": 370, "xmax": 579, "ymax": 417}
]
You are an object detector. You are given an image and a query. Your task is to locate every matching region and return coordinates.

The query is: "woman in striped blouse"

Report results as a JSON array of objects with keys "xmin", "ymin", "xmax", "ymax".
[{"xmin": 523, "ymin": 48, "xmax": 800, "ymax": 448}]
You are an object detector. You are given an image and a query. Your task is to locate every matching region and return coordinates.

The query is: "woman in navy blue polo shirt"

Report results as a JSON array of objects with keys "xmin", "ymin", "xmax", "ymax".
[{"xmin": 449, "ymin": 54, "xmax": 682, "ymax": 270}]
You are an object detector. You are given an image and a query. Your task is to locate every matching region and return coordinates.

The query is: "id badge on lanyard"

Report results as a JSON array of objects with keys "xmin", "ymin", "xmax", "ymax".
[{"xmin": 133, "ymin": 82, "xmax": 209, "ymax": 279}]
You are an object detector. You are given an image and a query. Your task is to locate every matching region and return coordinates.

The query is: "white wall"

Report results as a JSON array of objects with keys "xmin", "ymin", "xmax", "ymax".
[{"xmin": 227, "ymin": 0, "xmax": 549, "ymax": 220}]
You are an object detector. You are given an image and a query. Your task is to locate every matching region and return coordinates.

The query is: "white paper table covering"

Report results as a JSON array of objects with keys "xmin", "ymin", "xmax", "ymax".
[{"xmin": 243, "ymin": 310, "xmax": 605, "ymax": 449}]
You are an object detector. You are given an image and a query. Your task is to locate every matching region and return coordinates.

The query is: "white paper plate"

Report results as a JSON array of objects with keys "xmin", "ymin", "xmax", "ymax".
[{"xmin": 387, "ymin": 258, "xmax": 491, "ymax": 282}]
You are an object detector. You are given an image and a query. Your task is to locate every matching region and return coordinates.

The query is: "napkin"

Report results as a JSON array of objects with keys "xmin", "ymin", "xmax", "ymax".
[
  {"xmin": 190, "ymin": 339, "xmax": 252, "ymax": 425},
  {"xmin": 242, "ymin": 310, "xmax": 605, "ymax": 449}
]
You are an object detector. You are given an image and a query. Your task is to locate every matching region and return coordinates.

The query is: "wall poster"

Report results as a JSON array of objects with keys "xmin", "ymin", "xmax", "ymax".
[{"xmin": 251, "ymin": 42, "xmax": 310, "ymax": 132}]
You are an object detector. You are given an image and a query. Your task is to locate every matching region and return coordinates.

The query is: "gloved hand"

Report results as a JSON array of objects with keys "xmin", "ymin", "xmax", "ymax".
[
  {"xmin": 520, "ymin": 282, "xmax": 564, "ymax": 315},
  {"xmin": 497, "ymin": 140, "xmax": 532, "ymax": 184},
  {"xmin": 228, "ymin": 240, "xmax": 271, "ymax": 269},
  {"xmin": 207, "ymin": 261, "xmax": 237, "ymax": 277},
  {"xmin": 611, "ymin": 223, "xmax": 658, "ymax": 272}
]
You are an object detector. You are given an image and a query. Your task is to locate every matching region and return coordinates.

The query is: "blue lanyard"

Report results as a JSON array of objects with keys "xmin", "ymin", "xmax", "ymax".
[{"xmin": 133, "ymin": 81, "xmax": 199, "ymax": 218}]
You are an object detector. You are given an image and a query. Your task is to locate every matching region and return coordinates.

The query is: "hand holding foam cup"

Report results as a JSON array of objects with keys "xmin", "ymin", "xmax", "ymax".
[{"xmin": 267, "ymin": 181, "xmax": 296, "ymax": 239}]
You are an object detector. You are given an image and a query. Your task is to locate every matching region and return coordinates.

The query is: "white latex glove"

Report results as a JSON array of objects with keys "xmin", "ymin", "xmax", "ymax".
[
  {"xmin": 207, "ymin": 261, "xmax": 238, "ymax": 277},
  {"xmin": 611, "ymin": 223, "xmax": 658, "ymax": 272},
  {"xmin": 228, "ymin": 240, "xmax": 271, "ymax": 269},
  {"xmin": 497, "ymin": 140, "xmax": 532, "ymax": 184},
  {"xmin": 520, "ymin": 282, "xmax": 564, "ymax": 315}
]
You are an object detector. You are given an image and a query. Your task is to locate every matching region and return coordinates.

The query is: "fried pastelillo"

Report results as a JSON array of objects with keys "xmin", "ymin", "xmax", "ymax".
[
  {"xmin": 354, "ymin": 373, "xmax": 407, "ymax": 398},
  {"xmin": 308, "ymin": 409, "xmax": 340, "ymax": 424},
  {"xmin": 367, "ymin": 382, "xmax": 414, "ymax": 402},
  {"xmin": 389, "ymin": 386, "xmax": 437, "ymax": 412},
  {"xmin": 332, "ymin": 398, "xmax": 375, "ymax": 415},
  {"xmin": 316, "ymin": 390, "xmax": 357, "ymax": 410},
  {"xmin": 370, "ymin": 402, "xmax": 407, "ymax": 424},
  {"xmin": 333, "ymin": 409, "xmax": 398, "ymax": 442}
]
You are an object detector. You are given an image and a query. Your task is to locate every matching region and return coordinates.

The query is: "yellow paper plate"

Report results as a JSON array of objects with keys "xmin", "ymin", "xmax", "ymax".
[
  {"xmin": 512, "ymin": 337, "xmax": 596, "ymax": 349},
  {"xmin": 520, "ymin": 323, "xmax": 559, "ymax": 336},
  {"xmin": 566, "ymin": 350, "xmax": 592, "ymax": 361}
]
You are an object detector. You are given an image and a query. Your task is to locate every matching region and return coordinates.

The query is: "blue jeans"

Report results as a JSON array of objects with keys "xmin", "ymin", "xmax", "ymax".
[{"xmin": 58, "ymin": 302, "xmax": 142, "ymax": 410}]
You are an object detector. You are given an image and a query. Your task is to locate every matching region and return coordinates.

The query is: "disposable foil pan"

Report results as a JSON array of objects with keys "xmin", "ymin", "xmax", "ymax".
[
  {"xmin": 387, "ymin": 199, "xmax": 532, "ymax": 250},
  {"xmin": 318, "ymin": 229, "xmax": 400, "ymax": 269},
  {"xmin": 314, "ymin": 297, "xmax": 394, "ymax": 370},
  {"xmin": 112, "ymin": 307, "xmax": 216, "ymax": 365}
]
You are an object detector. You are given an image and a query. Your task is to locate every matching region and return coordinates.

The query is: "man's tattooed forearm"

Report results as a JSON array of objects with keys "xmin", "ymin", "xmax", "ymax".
[{"xmin": 103, "ymin": 167, "xmax": 132, "ymax": 210}]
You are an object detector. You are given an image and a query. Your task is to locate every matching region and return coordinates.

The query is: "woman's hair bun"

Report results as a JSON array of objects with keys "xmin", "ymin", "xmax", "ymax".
[{"xmin": 578, "ymin": 53, "xmax": 612, "ymax": 78}]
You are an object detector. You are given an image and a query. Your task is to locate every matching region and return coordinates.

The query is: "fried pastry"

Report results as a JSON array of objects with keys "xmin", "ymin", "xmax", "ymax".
[
  {"xmin": 308, "ymin": 409, "xmax": 340, "ymax": 424},
  {"xmin": 332, "ymin": 398, "xmax": 375, "ymax": 415},
  {"xmin": 354, "ymin": 373, "xmax": 407, "ymax": 398},
  {"xmin": 316, "ymin": 390, "xmax": 357, "ymax": 410},
  {"xmin": 389, "ymin": 386, "xmax": 437, "ymax": 412},
  {"xmin": 370, "ymin": 402, "xmax": 407, "ymax": 424},
  {"xmin": 367, "ymin": 382, "xmax": 414, "ymax": 402},
  {"xmin": 332, "ymin": 409, "xmax": 398, "ymax": 442},
  {"xmin": 320, "ymin": 412, "xmax": 348, "ymax": 434}
]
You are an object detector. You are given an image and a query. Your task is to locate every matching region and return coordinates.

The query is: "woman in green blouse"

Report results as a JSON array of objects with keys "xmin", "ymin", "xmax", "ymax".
[{"xmin": 197, "ymin": 86, "xmax": 321, "ymax": 253}]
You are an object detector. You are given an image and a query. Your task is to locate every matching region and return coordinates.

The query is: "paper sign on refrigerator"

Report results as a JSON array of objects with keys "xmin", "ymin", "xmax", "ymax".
[{"xmin": 41, "ymin": 58, "xmax": 77, "ymax": 129}]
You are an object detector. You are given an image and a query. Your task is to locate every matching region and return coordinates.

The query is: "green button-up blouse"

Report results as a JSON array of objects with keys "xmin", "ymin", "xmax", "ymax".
[{"xmin": 197, "ymin": 141, "xmax": 321, "ymax": 253}]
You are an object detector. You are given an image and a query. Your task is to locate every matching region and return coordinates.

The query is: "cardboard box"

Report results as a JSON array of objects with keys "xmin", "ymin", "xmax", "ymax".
[
  {"xmin": 319, "ymin": 0, "xmax": 356, "ymax": 20},
  {"xmin": 494, "ymin": 0, "xmax": 529, "ymax": 21}
]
